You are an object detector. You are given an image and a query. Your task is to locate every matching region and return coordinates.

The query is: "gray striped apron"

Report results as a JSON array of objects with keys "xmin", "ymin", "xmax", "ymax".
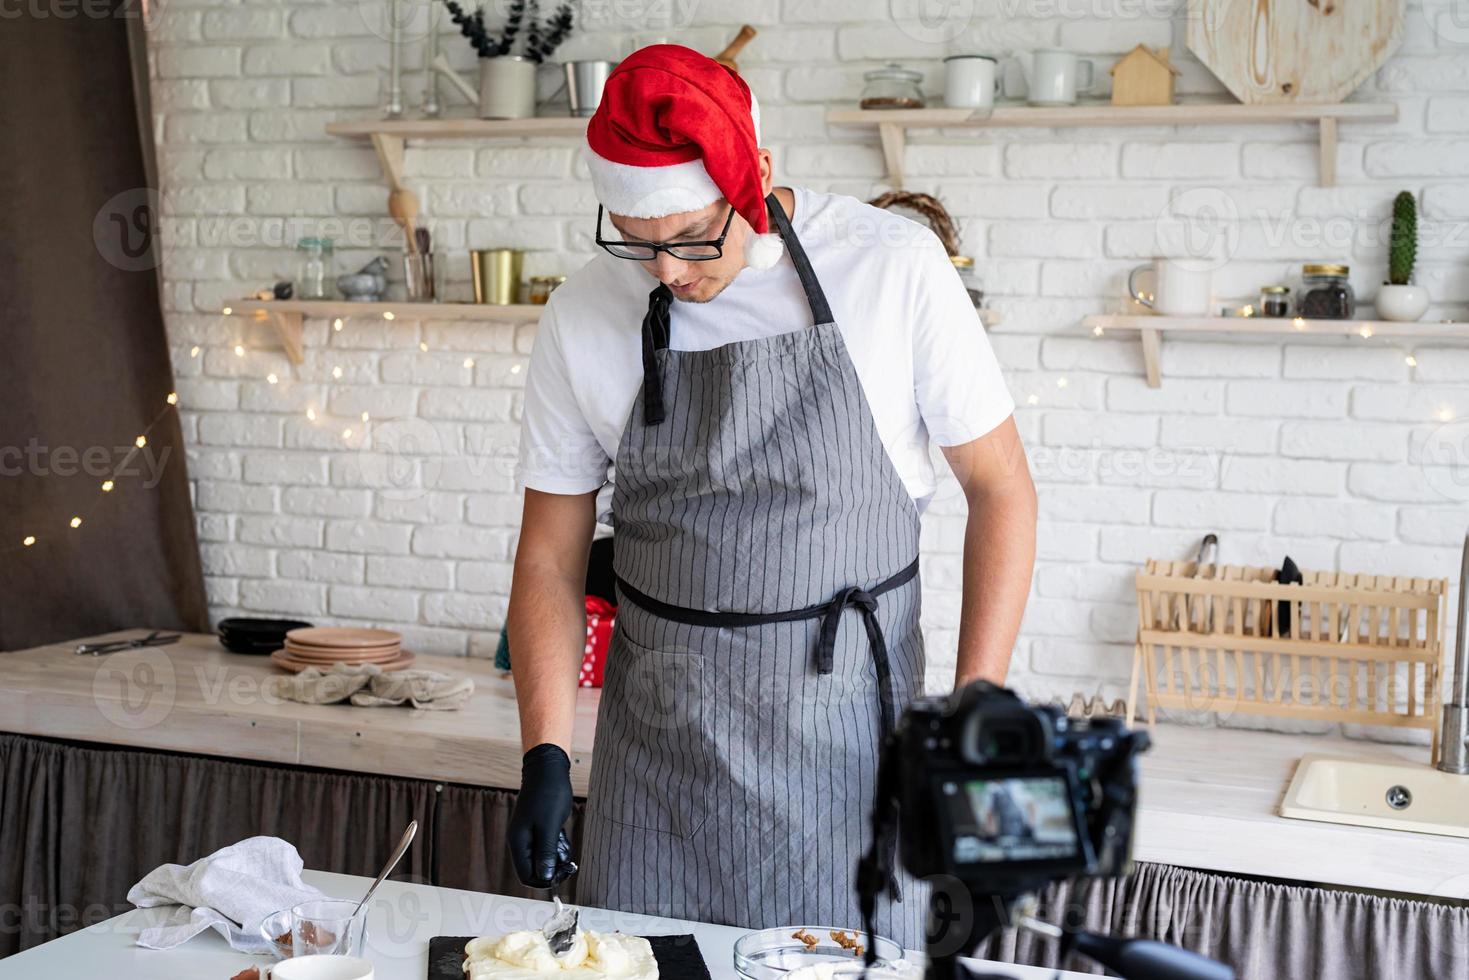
[{"xmin": 579, "ymin": 193, "xmax": 927, "ymax": 948}]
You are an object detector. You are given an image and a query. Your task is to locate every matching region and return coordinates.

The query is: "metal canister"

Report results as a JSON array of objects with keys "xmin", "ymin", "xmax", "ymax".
[
  {"xmin": 471, "ymin": 248, "xmax": 524, "ymax": 305},
  {"xmin": 565, "ymin": 60, "xmax": 616, "ymax": 117}
]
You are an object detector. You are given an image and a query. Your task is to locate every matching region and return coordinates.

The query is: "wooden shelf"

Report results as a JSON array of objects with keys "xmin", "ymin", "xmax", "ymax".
[
  {"xmin": 231, "ymin": 299, "xmax": 546, "ymax": 364},
  {"xmin": 230, "ymin": 298, "xmax": 1000, "ymax": 364},
  {"xmin": 825, "ymin": 101, "xmax": 1397, "ymax": 189},
  {"xmin": 1083, "ymin": 314, "xmax": 1469, "ymax": 387},
  {"xmin": 325, "ymin": 116, "xmax": 587, "ymax": 190}
]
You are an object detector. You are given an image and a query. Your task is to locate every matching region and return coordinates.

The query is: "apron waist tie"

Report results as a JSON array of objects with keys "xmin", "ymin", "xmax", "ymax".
[
  {"xmin": 611, "ymin": 555, "xmax": 910, "ymax": 646},
  {"xmin": 613, "ymin": 556, "xmax": 918, "ymax": 742},
  {"xmin": 614, "ymin": 555, "xmax": 910, "ymax": 725},
  {"xmin": 615, "ymin": 557, "xmax": 919, "ymax": 903}
]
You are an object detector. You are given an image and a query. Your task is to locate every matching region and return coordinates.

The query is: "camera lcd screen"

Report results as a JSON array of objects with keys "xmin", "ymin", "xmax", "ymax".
[{"xmin": 943, "ymin": 775, "xmax": 1081, "ymax": 865}]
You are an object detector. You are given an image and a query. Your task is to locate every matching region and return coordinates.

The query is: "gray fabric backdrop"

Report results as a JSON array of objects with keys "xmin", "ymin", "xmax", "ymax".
[{"xmin": 0, "ymin": 0, "xmax": 208, "ymax": 651}]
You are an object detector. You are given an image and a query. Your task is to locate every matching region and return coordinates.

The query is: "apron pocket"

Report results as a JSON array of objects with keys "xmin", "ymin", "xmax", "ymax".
[{"xmin": 589, "ymin": 626, "xmax": 711, "ymax": 840}]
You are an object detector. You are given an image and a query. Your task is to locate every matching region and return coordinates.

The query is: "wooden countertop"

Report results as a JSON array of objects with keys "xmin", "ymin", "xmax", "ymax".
[
  {"xmin": 4, "ymin": 630, "xmax": 1467, "ymax": 898},
  {"xmin": 0, "ymin": 630, "xmax": 600, "ymax": 794}
]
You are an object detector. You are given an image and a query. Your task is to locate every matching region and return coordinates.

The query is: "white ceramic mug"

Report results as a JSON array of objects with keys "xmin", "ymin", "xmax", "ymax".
[
  {"xmin": 943, "ymin": 54, "xmax": 1004, "ymax": 111},
  {"xmin": 271, "ymin": 955, "xmax": 374, "ymax": 980},
  {"xmin": 1128, "ymin": 260, "xmax": 1214, "ymax": 316},
  {"xmin": 1013, "ymin": 50, "xmax": 1096, "ymax": 106}
]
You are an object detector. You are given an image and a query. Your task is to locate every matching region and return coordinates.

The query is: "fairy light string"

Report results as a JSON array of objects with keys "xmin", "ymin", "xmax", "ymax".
[{"xmin": 7, "ymin": 393, "xmax": 179, "ymax": 558}]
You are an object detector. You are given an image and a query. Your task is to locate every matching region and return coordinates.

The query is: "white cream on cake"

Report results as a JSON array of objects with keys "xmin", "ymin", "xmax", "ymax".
[{"xmin": 463, "ymin": 929, "xmax": 657, "ymax": 979}]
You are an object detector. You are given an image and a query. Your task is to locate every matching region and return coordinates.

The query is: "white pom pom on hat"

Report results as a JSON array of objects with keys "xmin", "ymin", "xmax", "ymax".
[
  {"xmin": 743, "ymin": 231, "xmax": 784, "ymax": 270},
  {"xmin": 583, "ymin": 44, "xmax": 784, "ymax": 270}
]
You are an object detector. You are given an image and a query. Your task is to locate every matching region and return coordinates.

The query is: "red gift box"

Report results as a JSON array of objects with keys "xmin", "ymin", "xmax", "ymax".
[{"xmin": 578, "ymin": 596, "xmax": 616, "ymax": 688}]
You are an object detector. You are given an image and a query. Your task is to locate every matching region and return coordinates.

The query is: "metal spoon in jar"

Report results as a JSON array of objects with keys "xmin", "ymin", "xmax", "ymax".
[{"xmin": 354, "ymin": 820, "xmax": 419, "ymax": 920}]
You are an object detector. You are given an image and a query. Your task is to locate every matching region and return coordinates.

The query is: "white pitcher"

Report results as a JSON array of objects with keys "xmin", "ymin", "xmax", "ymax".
[{"xmin": 433, "ymin": 54, "xmax": 537, "ymax": 120}]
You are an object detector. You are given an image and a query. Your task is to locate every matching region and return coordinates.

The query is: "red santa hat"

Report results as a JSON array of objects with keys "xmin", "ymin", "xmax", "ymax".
[{"xmin": 584, "ymin": 44, "xmax": 784, "ymax": 270}]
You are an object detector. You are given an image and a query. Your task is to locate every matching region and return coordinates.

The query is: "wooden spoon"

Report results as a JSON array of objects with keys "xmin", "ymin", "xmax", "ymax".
[
  {"xmin": 713, "ymin": 25, "xmax": 756, "ymax": 73},
  {"xmin": 388, "ymin": 188, "xmax": 420, "ymax": 254}
]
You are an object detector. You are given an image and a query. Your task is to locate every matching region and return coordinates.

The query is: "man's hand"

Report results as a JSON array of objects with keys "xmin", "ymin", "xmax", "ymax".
[
  {"xmin": 940, "ymin": 415, "xmax": 1036, "ymax": 687},
  {"xmin": 506, "ymin": 743, "xmax": 577, "ymax": 887}
]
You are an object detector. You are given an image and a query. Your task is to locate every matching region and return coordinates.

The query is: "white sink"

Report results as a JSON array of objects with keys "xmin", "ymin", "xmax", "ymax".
[{"xmin": 1280, "ymin": 753, "xmax": 1469, "ymax": 838}]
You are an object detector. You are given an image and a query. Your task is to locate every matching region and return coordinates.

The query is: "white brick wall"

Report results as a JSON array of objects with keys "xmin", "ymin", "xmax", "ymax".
[{"xmin": 149, "ymin": 1, "xmax": 1469, "ymax": 721}]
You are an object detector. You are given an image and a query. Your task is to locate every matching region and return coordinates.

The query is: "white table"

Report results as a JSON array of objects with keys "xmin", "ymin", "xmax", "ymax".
[{"xmin": 0, "ymin": 871, "xmax": 1086, "ymax": 979}]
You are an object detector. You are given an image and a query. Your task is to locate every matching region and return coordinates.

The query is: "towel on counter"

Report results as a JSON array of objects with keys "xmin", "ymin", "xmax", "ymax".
[
  {"xmin": 267, "ymin": 663, "xmax": 474, "ymax": 710},
  {"xmin": 127, "ymin": 836, "xmax": 324, "ymax": 952}
]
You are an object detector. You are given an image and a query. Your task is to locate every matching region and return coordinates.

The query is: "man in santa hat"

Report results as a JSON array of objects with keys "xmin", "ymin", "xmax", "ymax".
[{"xmin": 503, "ymin": 44, "xmax": 1036, "ymax": 946}]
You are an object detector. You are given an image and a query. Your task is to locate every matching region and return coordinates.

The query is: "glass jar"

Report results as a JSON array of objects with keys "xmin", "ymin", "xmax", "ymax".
[
  {"xmin": 1296, "ymin": 264, "xmax": 1354, "ymax": 319},
  {"xmin": 528, "ymin": 275, "xmax": 567, "ymax": 305},
  {"xmin": 1259, "ymin": 285, "xmax": 1290, "ymax": 318},
  {"xmin": 860, "ymin": 64, "xmax": 925, "ymax": 110},
  {"xmin": 950, "ymin": 255, "xmax": 983, "ymax": 308},
  {"xmin": 296, "ymin": 237, "xmax": 334, "ymax": 300}
]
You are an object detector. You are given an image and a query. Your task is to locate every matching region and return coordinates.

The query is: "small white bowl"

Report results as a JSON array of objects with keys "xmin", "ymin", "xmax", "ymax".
[{"xmin": 270, "ymin": 955, "xmax": 374, "ymax": 980}]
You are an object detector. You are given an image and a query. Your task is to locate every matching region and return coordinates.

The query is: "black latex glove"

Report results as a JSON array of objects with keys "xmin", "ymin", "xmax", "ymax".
[{"xmin": 506, "ymin": 743, "xmax": 577, "ymax": 888}]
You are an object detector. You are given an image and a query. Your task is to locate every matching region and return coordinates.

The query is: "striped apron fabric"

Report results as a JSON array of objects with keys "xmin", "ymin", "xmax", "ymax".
[{"xmin": 579, "ymin": 194, "xmax": 927, "ymax": 948}]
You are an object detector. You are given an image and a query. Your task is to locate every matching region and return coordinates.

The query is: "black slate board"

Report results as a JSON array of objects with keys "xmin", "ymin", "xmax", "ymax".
[{"xmin": 429, "ymin": 934, "xmax": 712, "ymax": 980}]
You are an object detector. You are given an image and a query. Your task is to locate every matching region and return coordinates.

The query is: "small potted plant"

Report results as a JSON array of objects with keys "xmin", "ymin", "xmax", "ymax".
[
  {"xmin": 432, "ymin": 0, "xmax": 577, "ymax": 120},
  {"xmin": 1376, "ymin": 190, "xmax": 1429, "ymax": 322}
]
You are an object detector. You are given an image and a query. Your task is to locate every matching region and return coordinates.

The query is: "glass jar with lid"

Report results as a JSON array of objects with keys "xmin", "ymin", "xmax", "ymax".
[
  {"xmin": 860, "ymin": 64, "xmax": 925, "ymax": 110},
  {"xmin": 297, "ymin": 237, "xmax": 334, "ymax": 299},
  {"xmin": 528, "ymin": 275, "xmax": 567, "ymax": 305},
  {"xmin": 1258, "ymin": 285, "xmax": 1290, "ymax": 318},
  {"xmin": 1296, "ymin": 264, "xmax": 1354, "ymax": 319},
  {"xmin": 950, "ymin": 255, "xmax": 983, "ymax": 308}
]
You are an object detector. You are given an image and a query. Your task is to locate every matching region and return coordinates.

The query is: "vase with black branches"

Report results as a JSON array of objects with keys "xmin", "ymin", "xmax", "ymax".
[
  {"xmin": 1377, "ymin": 191, "xmax": 1429, "ymax": 322},
  {"xmin": 430, "ymin": 0, "xmax": 579, "ymax": 120}
]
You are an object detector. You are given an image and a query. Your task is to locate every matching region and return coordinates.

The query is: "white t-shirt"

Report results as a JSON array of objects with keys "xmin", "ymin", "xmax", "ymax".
[{"xmin": 516, "ymin": 187, "xmax": 1014, "ymax": 516}]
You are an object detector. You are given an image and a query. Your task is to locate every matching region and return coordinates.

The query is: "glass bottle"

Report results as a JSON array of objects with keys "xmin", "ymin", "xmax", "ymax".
[{"xmin": 297, "ymin": 238, "xmax": 334, "ymax": 300}]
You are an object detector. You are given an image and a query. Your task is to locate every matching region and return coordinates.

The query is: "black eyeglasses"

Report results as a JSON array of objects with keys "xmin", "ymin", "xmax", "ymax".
[{"xmin": 595, "ymin": 205, "xmax": 735, "ymax": 261}]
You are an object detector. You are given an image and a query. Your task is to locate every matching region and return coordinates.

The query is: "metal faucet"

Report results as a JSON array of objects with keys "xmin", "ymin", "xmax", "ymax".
[{"xmin": 1438, "ymin": 530, "xmax": 1469, "ymax": 774}]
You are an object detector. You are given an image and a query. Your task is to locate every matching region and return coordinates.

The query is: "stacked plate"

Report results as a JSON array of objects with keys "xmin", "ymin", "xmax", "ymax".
[
  {"xmin": 270, "ymin": 627, "xmax": 416, "ymax": 673},
  {"xmin": 218, "ymin": 618, "xmax": 314, "ymax": 655}
]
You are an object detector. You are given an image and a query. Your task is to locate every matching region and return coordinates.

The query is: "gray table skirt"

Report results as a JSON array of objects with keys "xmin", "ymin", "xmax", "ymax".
[
  {"xmin": 0, "ymin": 732, "xmax": 586, "ymax": 957},
  {"xmin": 2, "ymin": 733, "xmax": 1463, "ymax": 978}
]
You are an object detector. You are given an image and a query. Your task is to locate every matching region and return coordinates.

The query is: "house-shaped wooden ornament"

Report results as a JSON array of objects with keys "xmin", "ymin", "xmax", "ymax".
[{"xmin": 1110, "ymin": 44, "xmax": 1181, "ymax": 106}]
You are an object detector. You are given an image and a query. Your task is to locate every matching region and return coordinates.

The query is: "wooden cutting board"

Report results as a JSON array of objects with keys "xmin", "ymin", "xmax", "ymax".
[
  {"xmin": 427, "ymin": 935, "xmax": 712, "ymax": 979},
  {"xmin": 1187, "ymin": 0, "xmax": 1403, "ymax": 104}
]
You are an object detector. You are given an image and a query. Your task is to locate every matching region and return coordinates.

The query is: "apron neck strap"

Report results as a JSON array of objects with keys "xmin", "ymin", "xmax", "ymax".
[
  {"xmin": 765, "ymin": 191, "xmax": 833, "ymax": 327},
  {"xmin": 640, "ymin": 283, "xmax": 672, "ymax": 425},
  {"xmin": 637, "ymin": 191, "xmax": 831, "ymax": 427}
]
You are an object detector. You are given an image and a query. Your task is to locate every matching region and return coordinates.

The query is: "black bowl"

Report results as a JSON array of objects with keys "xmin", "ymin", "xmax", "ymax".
[{"xmin": 218, "ymin": 617, "xmax": 313, "ymax": 655}]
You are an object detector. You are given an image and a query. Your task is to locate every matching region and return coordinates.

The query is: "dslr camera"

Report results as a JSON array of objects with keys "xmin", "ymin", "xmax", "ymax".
[{"xmin": 857, "ymin": 682, "xmax": 1232, "ymax": 980}]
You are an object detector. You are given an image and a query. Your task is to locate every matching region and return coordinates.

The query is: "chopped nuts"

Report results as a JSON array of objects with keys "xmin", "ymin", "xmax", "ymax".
[
  {"xmin": 792, "ymin": 928, "xmax": 819, "ymax": 949},
  {"xmin": 830, "ymin": 930, "xmax": 865, "ymax": 957}
]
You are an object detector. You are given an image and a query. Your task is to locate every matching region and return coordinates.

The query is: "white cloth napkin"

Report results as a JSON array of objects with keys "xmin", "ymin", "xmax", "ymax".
[{"xmin": 127, "ymin": 836, "xmax": 325, "ymax": 952}]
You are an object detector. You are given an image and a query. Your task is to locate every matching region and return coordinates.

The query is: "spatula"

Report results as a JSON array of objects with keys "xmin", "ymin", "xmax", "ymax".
[{"xmin": 541, "ymin": 830, "xmax": 580, "ymax": 955}]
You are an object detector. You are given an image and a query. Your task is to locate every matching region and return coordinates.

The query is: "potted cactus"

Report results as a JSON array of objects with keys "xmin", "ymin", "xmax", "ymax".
[{"xmin": 1376, "ymin": 191, "xmax": 1430, "ymax": 322}]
